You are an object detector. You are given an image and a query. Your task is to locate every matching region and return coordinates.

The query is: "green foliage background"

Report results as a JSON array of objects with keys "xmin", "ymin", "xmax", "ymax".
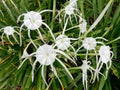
[{"xmin": 0, "ymin": 0, "xmax": 120, "ymax": 90}]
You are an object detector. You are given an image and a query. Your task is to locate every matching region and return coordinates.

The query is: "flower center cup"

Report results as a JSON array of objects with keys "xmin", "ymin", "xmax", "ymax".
[
  {"xmin": 24, "ymin": 11, "xmax": 42, "ymax": 30},
  {"xmin": 4, "ymin": 26, "xmax": 15, "ymax": 35},
  {"xmin": 56, "ymin": 35, "xmax": 70, "ymax": 50},
  {"xmin": 99, "ymin": 46, "xmax": 111, "ymax": 63},
  {"xmin": 82, "ymin": 37, "xmax": 97, "ymax": 50},
  {"xmin": 81, "ymin": 60, "xmax": 90, "ymax": 70},
  {"xmin": 35, "ymin": 44, "xmax": 56, "ymax": 66},
  {"xmin": 79, "ymin": 19, "xmax": 87, "ymax": 34},
  {"xmin": 65, "ymin": 5, "xmax": 74, "ymax": 15}
]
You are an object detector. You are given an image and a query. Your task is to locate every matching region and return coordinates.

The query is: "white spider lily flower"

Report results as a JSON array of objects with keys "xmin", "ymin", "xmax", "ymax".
[
  {"xmin": 77, "ymin": 37, "xmax": 97, "ymax": 61},
  {"xmin": 99, "ymin": 45, "xmax": 113, "ymax": 64},
  {"xmin": 56, "ymin": 34, "xmax": 71, "ymax": 50},
  {"xmin": 64, "ymin": 3, "xmax": 79, "ymax": 24},
  {"xmin": 55, "ymin": 19, "xmax": 71, "ymax": 50},
  {"xmin": 22, "ymin": 11, "xmax": 42, "ymax": 30},
  {"xmin": 21, "ymin": 42, "xmax": 32, "ymax": 59},
  {"xmin": 92, "ymin": 45, "xmax": 113, "ymax": 83},
  {"xmin": 80, "ymin": 60, "xmax": 95, "ymax": 90},
  {"xmin": 17, "ymin": 10, "xmax": 55, "ymax": 47},
  {"xmin": 0, "ymin": 26, "xmax": 21, "ymax": 46},
  {"xmin": 77, "ymin": 37, "xmax": 108, "ymax": 60},
  {"xmin": 33, "ymin": 44, "xmax": 75, "ymax": 86},
  {"xmin": 55, "ymin": 34, "xmax": 78, "ymax": 62},
  {"xmin": 21, "ymin": 49, "xmax": 29, "ymax": 59},
  {"xmin": 69, "ymin": 0, "xmax": 77, "ymax": 6},
  {"xmin": 69, "ymin": 0, "xmax": 78, "ymax": 13},
  {"xmin": 82, "ymin": 37, "xmax": 96, "ymax": 50},
  {"xmin": 35, "ymin": 44, "xmax": 56, "ymax": 66},
  {"xmin": 18, "ymin": 42, "xmax": 34, "ymax": 69},
  {"xmin": 55, "ymin": 0, "xmax": 80, "ymax": 25},
  {"xmin": 55, "ymin": 18, "xmax": 78, "ymax": 62},
  {"xmin": 79, "ymin": 17, "xmax": 87, "ymax": 35},
  {"xmin": 18, "ymin": 44, "xmax": 75, "ymax": 86},
  {"xmin": 65, "ymin": 4, "xmax": 74, "ymax": 15}
]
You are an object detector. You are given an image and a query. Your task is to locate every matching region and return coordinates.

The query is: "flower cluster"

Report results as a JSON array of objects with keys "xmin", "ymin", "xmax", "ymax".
[{"xmin": 0, "ymin": 0, "xmax": 113, "ymax": 90}]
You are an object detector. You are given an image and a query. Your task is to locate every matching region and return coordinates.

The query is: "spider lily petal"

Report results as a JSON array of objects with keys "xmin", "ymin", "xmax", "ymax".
[
  {"xmin": 32, "ymin": 60, "xmax": 38, "ymax": 82},
  {"xmin": 50, "ymin": 64, "xmax": 63, "ymax": 86},
  {"xmin": 56, "ymin": 58, "xmax": 74, "ymax": 80},
  {"xmin": 55, "ymin": 49, "xmax": 76, "ymax": 64}
]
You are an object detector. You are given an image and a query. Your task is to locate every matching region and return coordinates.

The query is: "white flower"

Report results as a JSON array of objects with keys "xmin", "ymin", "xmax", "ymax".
[
  {"xmin": 56, "ymin": 34, "xmax": 71, "ymax": 50},
  {"xmin": 70, "ymin": 0, "xmax": 77, "ymax": 6},
  {"xmin": 55, "ymin": 0, "xmax": 80, "ymax": 25},
  {"xmin": 17, "ymin": 10, "xmax": 55, "ymax": 47},
  {"xmin": 0, "ymin": 26, "xmax": 21, "ymax": 45},
  {"xmin": 99, "ymin": 46, "xmax": 113, "ymax": 74},
  {"xmin": 82, "ymin": 37, "xmax": 96, "ymax": 50},
  {"xmin": 35, "ymin": 44, "xmax": 56, "ymax": 65},
  {"xmin": 76, "ymin": 37, "xmax": 97, "ymax": 61},
  {"xmin": 55, "ymin": 18, "xmax": 78, "ymax": 61},
  {"xmin": 4, "ymin": 26, "xmax": 15, "ymax": 35},
  {"xmin": 22, "ymin": 11, "xmax": 42, "ymax": 30},
  {"xmin": 65, "ymin": 4, "xmax": 75, "ymax": 15},
  {"xmin": 18, "ymin": 43, "xmax": 75, "ymax": 86},
  {"xmin": 33, "ymin": 44, "xmax": 74, "ymax": 85},
  {"xmin": 92, "ymin": 45, "xmax": 113, "ymax": 83},
  {"xmin": 69, "ymin": 0, "xmax": 78, "ymax": 12},
  {"xmin": 55, "ymin": 19, "xmax": 70, "ymax": 51},
  {"xmin": 64, "ymin": 3, "xmax": 79, "ymax": 24},
  {"xmin": 55, "ymin": 34, "xmax": 78, "ymax": 61},
  {"xmin": 80, "ymin": 60, "xmax": 95, "ymax": 90},
  {"xmin": 21, "ymin": 42, "xmax": 31, "ymax": 59},
  {"xmin": 66, "ymin": 0, "xmax": 78, "ymax": 15},
  {"xmin": 79, "ymin": 18, "xmax": 87, "ymax": 34},
  {"xmin": 98, "ymin": 45, "xmax": 113, "ymax": 72},
  {"xmin": 99, "ymin": 45, "xmax": 112, "ymax": 64},
  {"xmin": 77, "ymin": 37, "xmax": 107, "ymax": 60},
  {"xmin": 18, "ymin": 42, "xmax": 34, "ymax": 69}
]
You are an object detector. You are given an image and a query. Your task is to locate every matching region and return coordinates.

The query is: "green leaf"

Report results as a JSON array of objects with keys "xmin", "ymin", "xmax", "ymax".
[{"xmin": 111, "ymin": 63, "xmax": 120, "ymax": 78}]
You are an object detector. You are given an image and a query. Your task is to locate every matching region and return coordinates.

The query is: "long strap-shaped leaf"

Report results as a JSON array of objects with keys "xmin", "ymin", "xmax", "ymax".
[
  {"xmin": 2, "ymin": 0, "xmax": 16, "ymax": 22},
  {"xmin": 85, "ymin": 0, "xmax": 113, "ymax": 36}
]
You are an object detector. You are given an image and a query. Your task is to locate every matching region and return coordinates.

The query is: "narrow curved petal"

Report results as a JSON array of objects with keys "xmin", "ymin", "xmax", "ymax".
[
  {"xmin": 50, "ymin": 64, "xmax": 63, "ymax": 86},
  {"xmin": 56, "ymin": 58, "xmax": 74, "ymax": 80},
  {"xmin": 55, "ymin": 49, "xmax": 75, "ymax": 64},
  {"xmin": 42, "ymin": 22, "xmax": 55, "ymax": 41},
  {"xmin": 41, "ymin": 65, "xmax": 48, "ymax": 86},
  {"xmin": 6, "ymin": 35, "xmax": 13, "ymax": 45},
  {"xmin": 28, "ymin": 29, "xmax": 37, "ymax": 49},
  {"xmin": 12, "ymin": 34, "xmax": 19, "ymax": 44},
  {"xmin": 32, "ymin": 60, "xmax": 38, "ymax": 82}
]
